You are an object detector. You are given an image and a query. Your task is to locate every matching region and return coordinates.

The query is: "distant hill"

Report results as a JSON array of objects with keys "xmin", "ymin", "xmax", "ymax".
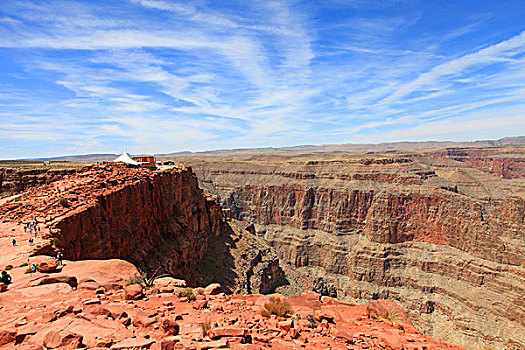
[
  {"xmin": 13, "ymin": 136, "xmax": 525, "ymax": 162},
  {"xmin": 22, "ymin": 154, "xmax": 118, "ymax": 162}
]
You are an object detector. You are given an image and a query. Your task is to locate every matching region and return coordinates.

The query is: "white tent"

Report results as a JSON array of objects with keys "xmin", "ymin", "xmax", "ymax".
[{"xmin": 113, "ymin": 152, "xmax": 140, "ymax": 165}]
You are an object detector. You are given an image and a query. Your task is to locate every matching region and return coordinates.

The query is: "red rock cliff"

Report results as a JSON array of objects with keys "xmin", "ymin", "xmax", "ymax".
[
  {"xmin": 1, "ymin": 165, "xmax": 226, "ymax": 284},
  {"xmin": 0, "ymin": 168, "xmax": 76, "ymax": 195}
]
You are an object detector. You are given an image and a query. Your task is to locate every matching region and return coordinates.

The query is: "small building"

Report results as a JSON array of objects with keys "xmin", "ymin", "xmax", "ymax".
[{"xmin": 132, "ymin": 154, "xmax": 156, "ymax": 168}]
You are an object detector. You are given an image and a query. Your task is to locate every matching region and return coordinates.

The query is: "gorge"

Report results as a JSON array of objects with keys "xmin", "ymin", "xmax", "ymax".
[
  {"xmin": 0, "ymin": 140, "xmax": 524, "ymax": 350},
  {"xmin": 170, "ymin": 143, "xmax": 525, "ymax": 350}
]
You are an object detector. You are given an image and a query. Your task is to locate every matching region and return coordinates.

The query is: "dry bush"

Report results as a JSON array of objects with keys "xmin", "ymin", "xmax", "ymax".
[
  {"xmin": 178, "ymin": 287, "xmax": 196, "ymax": 300},
  {"xmin": 199, "ymin": 318, "xmax": 212, "ymax": 337},
  {"xmin": 261, "ymin": 297, "xmax": 294, "ymax": 318}
]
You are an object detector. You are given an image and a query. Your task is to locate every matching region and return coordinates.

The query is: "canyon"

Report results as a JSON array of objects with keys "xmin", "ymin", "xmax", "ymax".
[
  {"xmin": 0, "ymin": 139, "xmax": 523, "ymax": 350},
  {"xmin": 0, "ymin": 163, "xmax": 465, "ymax": 350},
  {"xmin": 167, "ymin": 143, "xmax": 525, "ymax": 350}
]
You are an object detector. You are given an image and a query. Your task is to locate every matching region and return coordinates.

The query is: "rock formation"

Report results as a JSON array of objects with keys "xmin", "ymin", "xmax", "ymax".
[
  {"xmin": 0, "ymin": 162, "xmax": 465, "ymax": 349},
  {"xmin": 173, "ymin": 146, "xmax": 525, "ymax": 350},
  {"xmin": 0, "ymin": 168, "xmax": 77, "ymax": 195},
  {"xmin": 0, "ymin": 164, "xmax": 226, "ymax": 283}
]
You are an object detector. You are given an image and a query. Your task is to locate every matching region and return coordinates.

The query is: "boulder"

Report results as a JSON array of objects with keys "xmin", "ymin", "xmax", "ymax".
[
  {"xmin": 161, "ymin": 318, "xmax": 180, "ymax": 335},
  {"xmin": 204, "ymin": 283, "xmax": 222, "ymax": 296},
  {"xmin": 313, "ymin": 309, "xmax": 336, "ymax": 323},
  {"xmin": 278, "ymin": 319, "xmax": 293, "ymax": 332},
  {"xmin": 42, "ymin": 329, "xmax": 83, "ymax": 349},
  {"xmin": 0, "ymin": 327, "xmax": 16, "ymax": 346},
  {"xmin": 124, "ymin": 284, "xmax": 143, "ymax": 300},
  {"xmin": 193, "ymin": 300, "xmax": 208, "ymax": 309},
  {"xmin": 158, "ymin": 336, "xmax": 179, "ymax": 350},
  {"xmin": 0, "ymin": 284, "xmax": 7, "ymax": 292},
  {"xmin": 32, "ymin": 256, "xmax": 59, "ymax": 272},
  {"xmin": 209, "ymin": 327, "xmax": 247, "ymax": 339}
]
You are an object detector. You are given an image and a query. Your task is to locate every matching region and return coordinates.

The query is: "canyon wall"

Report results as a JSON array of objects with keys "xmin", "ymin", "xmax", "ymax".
[
  {"xmin": 0, "ymin": 165, "xmax": 227, "ymax": 284},
  {"xmin": 0, "ymin": 168, "xmax": 77, "ymax": 195},
  {"xmin": 183, "ymin": 151, "xmax": 525, "ymax": 350},
  {"xmin": 53, "ymin": 166, "xmax": 226, "ymax": 283}
]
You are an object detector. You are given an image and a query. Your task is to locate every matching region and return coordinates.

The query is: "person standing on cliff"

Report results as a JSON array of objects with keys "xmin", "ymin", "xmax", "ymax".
[
  {"xmin": 12, "ymin": 239, "xmax": 16, "ymax": 246},
  {"xmin": 56, "ymin": 252, "xmax": 63, "ymax": 266}
]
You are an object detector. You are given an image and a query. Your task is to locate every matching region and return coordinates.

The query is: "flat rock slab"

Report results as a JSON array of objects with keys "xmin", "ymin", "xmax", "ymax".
[{"xmin": 110, "ymin": 337, "xmax": 154, "ymax": 349}]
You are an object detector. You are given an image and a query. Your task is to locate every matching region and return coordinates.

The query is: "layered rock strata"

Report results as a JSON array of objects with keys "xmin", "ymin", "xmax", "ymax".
[
  {"xmin": 178, "ymin": 149, "xmax": 525, "ymax": 350},
  {"xmin": 0, "ymin": 165, "xmax": 226, "ymax": 283},
  {"xmin": 0, "ymin": 168, "xmax": 77, "ymax": 195}
]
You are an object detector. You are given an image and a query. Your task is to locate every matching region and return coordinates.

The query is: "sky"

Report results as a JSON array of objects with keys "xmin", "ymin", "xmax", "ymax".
[{"xmin": 1, "ymin": 0, "xmax": 524, "ymax": 158}]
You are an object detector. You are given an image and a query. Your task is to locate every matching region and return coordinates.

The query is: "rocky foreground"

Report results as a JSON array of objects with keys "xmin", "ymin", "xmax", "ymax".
[{"xmin": 0, "ymin": 258, "xmax": 464, "ymax": 350}]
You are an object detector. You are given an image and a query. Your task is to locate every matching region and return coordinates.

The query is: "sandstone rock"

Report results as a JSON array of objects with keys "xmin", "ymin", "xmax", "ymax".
[
  {"xmin": 313, "ymin": 309, "xmax": 335, "ymax": 323},
  {"xmin": 157, "ymin": 336, "xmax": 179, "ymax": 350},
  {"xmin": 32, "ymin": 256, "xmax": 59, "ymax": 272},
  {"xmin": 0, "ymin": 327, "xmax": 16, "ymax": 346},
  {"xmin": 161, "ymin": 318, "xmax": 180, "ymax": 336},
  {"xmin": 42, "ymin": 329, "xmax": 83, "ymax": 349},
  {"xmin": 193, "ymin": 300, "xmax": 208, "ymax": 309},
  {"xmin": 124, "ymin": 284, "xmax": 143, "ymax": 300},
  {"xmin": 16, "ymin": 322, "xmax": 41, "ymax": 343},
  {"xmin": 209, "ymin": 327, "xmax": 247, "ymax": 339},
  {"xmin": 199, "ymin": 339, "xmax": 228, "ymax": 349},
  {"xmin": 278, "ymin": 319, "xmax": 293, "ymax": 333},
  {"xmin": 204, "ymin": 283, "xmax": 222, "ymax": 295},
  {"xmin": 110, "ymin": 337, "xmax": 154, "ymax": 349},
  {"xmin": 29, "ymin": 275, "xmax": 78, "ymax": 289},
  {"xmin": 83, "ymin": 304, "xmax": 112, "ymax": 317}
]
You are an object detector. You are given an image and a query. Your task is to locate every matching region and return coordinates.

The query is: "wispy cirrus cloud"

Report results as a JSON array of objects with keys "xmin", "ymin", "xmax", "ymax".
[{"xmin": 0, "ymin": 0, "xmax": 524, "ymax": 158}]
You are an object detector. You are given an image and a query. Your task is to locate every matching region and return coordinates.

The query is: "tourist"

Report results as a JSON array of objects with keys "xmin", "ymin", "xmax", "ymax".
[
  {"xmin": 12, "ymin": 239, "xmax": 16, "ymax": 246},
  {"xmin": 28, "ymin": 238, "xmax": 33, "ymax": 245},
  {"xmin": 31, "ymin": 264, "xmax": 36, "ymax": 273},
  {"xmin": 56, "ymin": 252, "xmax": 63, "ymax": 266},
  {"xmin": 0, "ymin": 271, "xmax": 11, "ymax": 285}
]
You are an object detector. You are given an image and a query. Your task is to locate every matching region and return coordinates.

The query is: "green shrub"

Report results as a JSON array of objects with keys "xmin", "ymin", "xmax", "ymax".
[
  {"xmin": 261, "ymin": 297, "xmax": 294, "ymax": 318},
  {"xmin": 4, "ymin": 265, "xmax": 13, "ymax": 270},
  {"xmin": 127, "ymin": 272, "xmax": 147, "ymax": 286},
  {"xmin": 51, "ymin": 237, "xmax": 61, "ymax": 248},
  {"xmin": 59, "ymin": 198, "xmax": 70, "ymax": 207},
  {"xmin": 19, "ymin": 262, "xmax": 28, "ymax": 267},
  {"xmin": 178, "ymin": 287, "xmax": 196, "ymax": 301},
  {"xmin": 127, "ymin": 267, "xmax": 166, "ymax": 288}
]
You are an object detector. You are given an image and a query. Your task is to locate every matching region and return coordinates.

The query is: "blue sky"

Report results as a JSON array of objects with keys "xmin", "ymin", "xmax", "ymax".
[{"xmin": 1, "ymin": 0, "xmax": 524, "ymax": 158}]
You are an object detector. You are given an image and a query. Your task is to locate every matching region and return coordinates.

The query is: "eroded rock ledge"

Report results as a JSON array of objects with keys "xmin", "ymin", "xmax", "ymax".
[{"xmin": 1, "ymin": 165, "xmax": 226, "ymax": 283}]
